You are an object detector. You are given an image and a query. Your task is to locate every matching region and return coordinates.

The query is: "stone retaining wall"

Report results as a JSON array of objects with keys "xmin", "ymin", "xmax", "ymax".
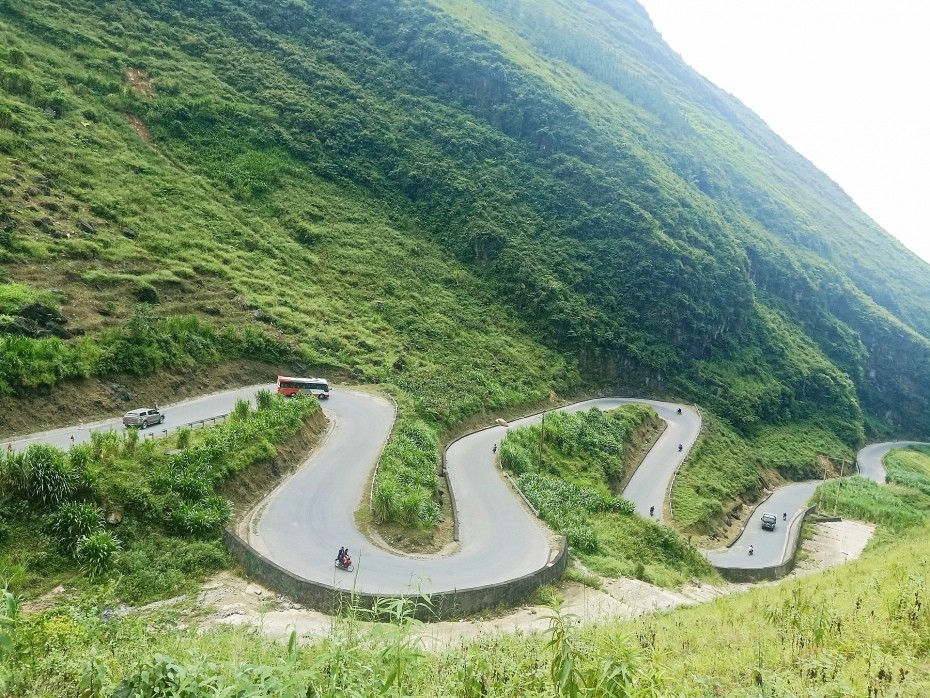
[{"xmin": 225, "ymin": 530, "xmax": 568, "ymax": 620}]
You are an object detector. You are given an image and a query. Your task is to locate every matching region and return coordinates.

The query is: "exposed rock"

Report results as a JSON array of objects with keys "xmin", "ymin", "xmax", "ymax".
[
  {"xmin": 48, "ymin": 323, "xmax": 74, "ymax": 339},
  {"xmin": 107, "ymin": 511, "xmax": 122, "ymax": 525},
  {"xmin": 253, "ymin": 309, "xmax": 273, "ymax": 323},
  {"xmin": 33, "ymin": 216, "xmax": 55, "ymax": 234},
  {"xmin": 77, "ymin": 218, "xmax": 97, "ymax": 234},
  {"xmin": 121, "ymin": 227, "xmax": 138, "ymax": 239},
  {"xmin": 105, "ymin": 382, "xmax": 134, "ymax": 402},
  {"xmin": 136, "ymin": 285, "xmax": 159, "ymax": 304},
  {"xmin": 201, "ymin": 305, "xmax": 221, "ymax": 316},
  {"xmin": 19, "ymin": 302, "xmax": 64, "ymax": 325}
]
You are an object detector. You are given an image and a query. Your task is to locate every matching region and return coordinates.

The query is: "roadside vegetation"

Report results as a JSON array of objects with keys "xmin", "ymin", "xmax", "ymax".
[
  {"xmin": 0, "ymin": 392, "xmax": 319, "ymax": 603},
  {"xmin": 500, "ymin": 406, "xmax": 714, "ymax": 586},
  {"xmin": 3, "ymin": 0, "xmax": 930, "ymax": 538},
  {"xmin": 815, "ymin": 445, "xmax": 930, "ymax": 536},
  {"xmin": 672, "ymin": 413, "xmax": 854, "ymax": 534},
  {"xmin": 4, "ymin": 516, "xmax": 930, "ymax": 696},
  {"xmin": 0, "ymin": 304, "xmax": 292, "ymax": 396}
]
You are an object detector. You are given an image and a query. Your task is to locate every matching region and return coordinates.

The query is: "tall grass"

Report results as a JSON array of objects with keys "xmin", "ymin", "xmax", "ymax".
[
  {"xmin": 500, "ymin": 406, "xmax": 713, "ymax": 585},
  {"xmin": 0, "ymin": 394, "xmax": 319, "ymax": 602},
  {"xmin": 372, "ymin": 420, "xmax": 440, "ymax": 528},
  {"xmin": 815, "ymin": 445, "xmax": 930, "ymax": 532}
]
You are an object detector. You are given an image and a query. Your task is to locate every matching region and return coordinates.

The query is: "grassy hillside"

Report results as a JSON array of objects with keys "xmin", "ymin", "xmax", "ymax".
[
  {"xmin": 6, "ymin": 506, "xmax": 930, "ymax": 696},
  {"xmin": 499, "ymin": 405, "xmax": 714, "ymax": 586},
  {"xmin": 2, "ymin": 0, "xmax": 930, "ymax": 449}
]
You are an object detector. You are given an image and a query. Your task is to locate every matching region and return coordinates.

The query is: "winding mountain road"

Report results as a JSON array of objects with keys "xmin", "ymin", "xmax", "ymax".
[
  {"xmin": 8, "ymin": 384, "xmax": 920, "ymax": 594},
  {"xmin": 249, "ymin": 394, "xmax": 699, "ymax": 595}
]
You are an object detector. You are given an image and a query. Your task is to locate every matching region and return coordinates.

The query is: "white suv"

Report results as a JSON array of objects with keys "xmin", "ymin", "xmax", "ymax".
[{"xmin": 122, "ymin": 407, "xmax": 165, "ymax": 429}]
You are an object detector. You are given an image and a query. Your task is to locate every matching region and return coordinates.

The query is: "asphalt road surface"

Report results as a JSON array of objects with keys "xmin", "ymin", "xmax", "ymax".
[
  {"xmin": 707, "ymin": 440, "xmax": 929, "ymax": 569},
  {"xmin": 5, "ymin": 384, "xmax": 273, "ymax": 452},
  {"xmin": 705, "ymin": 482, "xmax": 819, "ymax": 569},
  {"xmin": 9, "ymin": 383, "xmax": 922, "ymax": 589},
  {"xmin": 857, "ymin": 441, "xmax": 924, "ymax": 483},
  {"xmin": 250, "ymin": 394, "xmax": 699, "ymax": 595}
]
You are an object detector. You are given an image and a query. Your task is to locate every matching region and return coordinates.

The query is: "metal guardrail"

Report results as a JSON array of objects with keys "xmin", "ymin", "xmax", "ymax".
[{"xmin": 142, "ymin": 413, "xmax": 230, "ymax": 440}]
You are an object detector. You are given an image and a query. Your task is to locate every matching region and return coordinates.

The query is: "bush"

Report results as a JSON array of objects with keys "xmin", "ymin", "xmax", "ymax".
[
  {"xmin": 167, "ymin": 497, "xmax": 232, "ymax": 536},
  {"xmin": 255, "ymin": 388, "xmax": 274, "ymax": 410},
  {"xmin": 371, "ymin": 420, "xmax": 440, "ymax": 527},
  {"xmin": 48, "ymin": 502, "xmax": 103, "ymax": 554},
  {"xmin": 19, "ymin": 443, "xmax": 77, "ymax": 507},
  {"xmin": 122, "ymin": 426, "xmax": 139, "ymax": 456},
  {"xmin": 76, "ymin": 530, "xmax": 120, "ymax": 577},
  {"xmin": 231, "ymin": 398, "xmax": 251, "ymax": 422},
  {"xmin": 176, "ymin": 427, "xmax": 192, "ymax": 449}
]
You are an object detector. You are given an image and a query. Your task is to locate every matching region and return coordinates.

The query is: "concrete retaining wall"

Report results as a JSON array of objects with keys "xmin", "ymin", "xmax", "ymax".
[
  {"xmin": 225, "ymin": 530, "xmax": 569, "ymax": 620},
  {"xmin": 712, "ymin": 505, "xmax": 816, "ymax": 583}
]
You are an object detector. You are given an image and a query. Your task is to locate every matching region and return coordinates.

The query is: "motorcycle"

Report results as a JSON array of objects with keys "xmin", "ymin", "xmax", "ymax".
[{"xmin": 335, "ymin": 558, "xmax": 354, "ymax": 572}]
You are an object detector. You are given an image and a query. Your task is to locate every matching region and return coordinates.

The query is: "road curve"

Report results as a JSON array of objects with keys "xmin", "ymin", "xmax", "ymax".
[
  {"xmin": 250, "ymin": 394, "xmax": 700, "ymax": 595},
  {"xmin": 11, "ymin": 383, "xmax": 921, "ymax": 591},
  {"xmin": 857, "ymin": 441, "xmax": 925, "ymax": 483},
  {"xmin": 707, "ymin": 440, "xmax": 929, "ymax": 570}
]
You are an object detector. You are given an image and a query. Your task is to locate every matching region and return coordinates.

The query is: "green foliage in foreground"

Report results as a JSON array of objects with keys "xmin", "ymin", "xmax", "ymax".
[
  {"xmin": 815, "ymin": 445, "xmax": 930, "ymax": 534},
  {"xmin": 6, "ymin": 521, "xmax": 930, "ymax": 695},
  {"xmin": 672, "ymin": 414, "xmax": 854, "ymax": 532},
  {"xmin": 0, "ymin": 394, "xmax": 318, "ymax": 602},
  {"xmin": 501, "ymin": 406, "xmax": 713, "ymax": 586}
]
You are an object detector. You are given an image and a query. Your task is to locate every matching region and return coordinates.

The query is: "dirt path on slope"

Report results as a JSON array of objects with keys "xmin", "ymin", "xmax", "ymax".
[{"xmin": 193, "ymin": 519, "xmax": 874, "ymax": 647}]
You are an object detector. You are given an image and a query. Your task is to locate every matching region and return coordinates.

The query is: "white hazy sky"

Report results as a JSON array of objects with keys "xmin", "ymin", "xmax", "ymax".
[{"xmin": 637, "ymin": 0, "xmax": 930, "ymax": 265}]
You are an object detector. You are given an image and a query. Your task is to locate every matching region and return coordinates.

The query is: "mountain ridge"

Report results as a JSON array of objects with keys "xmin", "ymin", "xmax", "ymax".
[{"xmin": 1, "ymin": 0, "xmax": 928, "ymax": 440}]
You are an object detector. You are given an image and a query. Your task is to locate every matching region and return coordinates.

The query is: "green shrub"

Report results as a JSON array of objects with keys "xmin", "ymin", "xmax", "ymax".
[
  {"xmin": 231, "ymin": 398, "xmax": 251, "ymax": 422},
  {"xmin": 121, "ymin": 427, "xmax": 139, "ymax": 457},
  {"xmin": 255, "ymin": 388, "xmax": 274, "ymax": 410},
  {"xmin": 76, "ymin": 530, "xmax": 120, "ymax": 577},
  {"xmin": 90, "ymin": 430, "xmax": 120, "ymax": 464},
  {"xmin": 167, "ymin": 497, "xmax": 232, "ymax": 536},
  {"xmin": 19, "ymin": 444, "xmax": 77, "ymax": 507},
  {"xmin": 372, "ymin": 420, "xmax": 440, "ymax": 527},
  {"xmin": 175, "ymin": 427, "xmax": 192, "ymax": 449},
  {"xmin": 48, "ymin": 502, "xmax": 103, "ymax": 554}
]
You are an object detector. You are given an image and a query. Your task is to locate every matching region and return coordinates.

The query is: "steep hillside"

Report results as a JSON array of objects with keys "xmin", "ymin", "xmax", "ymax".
[{"xmin": 2, "ymin": 0, "xmax": 929, "ymax": 443}]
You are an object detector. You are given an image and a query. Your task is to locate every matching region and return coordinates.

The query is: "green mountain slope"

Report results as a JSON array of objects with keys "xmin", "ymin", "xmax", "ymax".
[{"xmin": 2, "ymin": 0, "xmax": 929, "ymax": 441}]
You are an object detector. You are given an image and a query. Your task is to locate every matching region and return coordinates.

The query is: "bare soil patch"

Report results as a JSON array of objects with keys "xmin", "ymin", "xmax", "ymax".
[
  {"xmin": 125, "ymin": 68, "xmax": 156, "ymax": 98},
  {"xmin": 188, "ymin": 519, "xmax": 875, "ymax": 646},
  {"xmin": 126, "ymin": 115, "xmax": 156, "ymax": 147}
]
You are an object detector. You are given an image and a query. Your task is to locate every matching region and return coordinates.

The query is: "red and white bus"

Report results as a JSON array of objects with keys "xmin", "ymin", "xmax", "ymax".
[{"xmin": 276, "ymin": 376, "xmax": 330, "ymax": 399}]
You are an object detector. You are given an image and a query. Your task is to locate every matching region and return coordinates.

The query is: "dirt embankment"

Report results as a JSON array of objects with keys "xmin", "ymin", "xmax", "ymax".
[
  {"xmin": 0, "ymin": 360, "xmax": 287, "ymax": 439},
  {"xmin": 220, "ymin": 407, "xmax": 328, "ymax": 521},
  {"xmin": 194, "ymin": 518, "xmax": 875, "ymax": 648}
]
